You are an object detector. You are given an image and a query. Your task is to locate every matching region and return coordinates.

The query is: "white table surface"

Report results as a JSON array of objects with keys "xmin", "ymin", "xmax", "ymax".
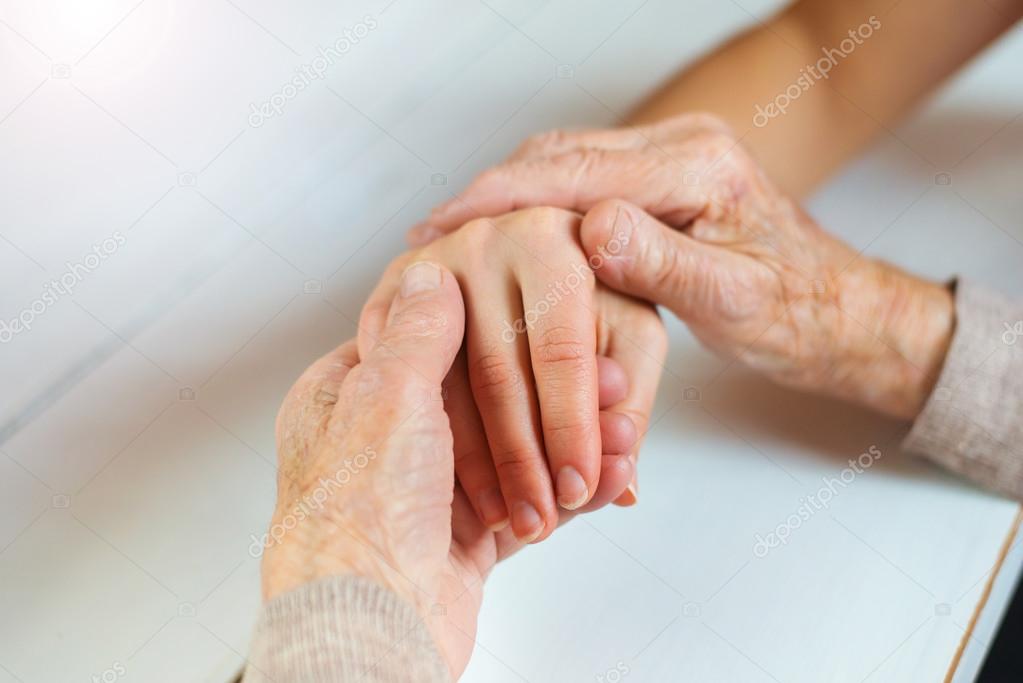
[{"xmin": 2, "ymin": 1, "xmax": 1022, "ymax": 681}]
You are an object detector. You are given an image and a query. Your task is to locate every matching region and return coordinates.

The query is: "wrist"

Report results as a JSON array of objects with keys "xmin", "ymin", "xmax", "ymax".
[
  {"xmin": 834, "ymin": 259, "xmax": 955, "ymax": 419},
  {"xmin": 260, "ymin": 516, "xmax": 424, "ymax": 615}
]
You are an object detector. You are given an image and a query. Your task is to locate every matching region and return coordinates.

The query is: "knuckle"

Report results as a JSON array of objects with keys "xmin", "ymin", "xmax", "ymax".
[
  {"xmin": 351, "ymin": 361, "xmax": 430, "ymax": 411},
  {"xmin": 685, "ymin": 112, "xmax": 733, "ymax": 136},
  {"xmin": 519, "ymin": 205, "xmax": 575, "ymax": 226},
  {"xmin": 453, "ymin": 444, "xmax": 489, "ymax": 471},
  {"xmin": 543, "ymin": 418, "xmax": 590, "ymax": 444},
  {"xmin": 532, "ymin": 129, "xmax": 569, "ymax": 152},
  {"xmin": 688, "ymin": 131, "xmax": 753, "ymax": 189},
  {"xmin": 505, "ymin": 206, "xmax": 578, "ymax": 240},
  {"xmin": 691, "ymin": 131, "xmax": 742, "ymax": 171},
  {"xmin": 469, "ymin": 352, "xmax": 525, "ymax": 399},
  {"xmin": 647, "ymin": 237, "xmax": 687, "ymax": 295},
  {"xmin": 475, "ymin": 167, "xmax": 504, "ymax": 190},
  {"xmin": 386, "ymin": 305, "xmax": 450, "ymax": 339},
  {"xmin": 460, "ymin": 216, "xmax": 499, "ymax": 241},
  {"xmin": 493, "ymin": 451, "xmax": 547, "ymax": 484},
  {"xmin": 534, "ymin": 325, "xmax": 589, "ymax": 367}
]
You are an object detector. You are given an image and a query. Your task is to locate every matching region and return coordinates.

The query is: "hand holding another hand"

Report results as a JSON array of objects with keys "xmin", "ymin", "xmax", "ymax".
[
  {"xmin": 263, "ymin": 263, "xmax": 523, "ymax": 678},
  {"xmin": 363, "ymin": 207, "xmax": 666, "ymax": 542},
  {"xmin": 410, "ymin": 113, "xmax": 955, "ymax": 419}
]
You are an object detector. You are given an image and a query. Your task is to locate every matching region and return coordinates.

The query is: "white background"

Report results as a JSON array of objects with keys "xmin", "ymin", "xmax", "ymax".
[{"xmin": 1, "ymin": 1, "xmax": 1022, "ymax": 681}]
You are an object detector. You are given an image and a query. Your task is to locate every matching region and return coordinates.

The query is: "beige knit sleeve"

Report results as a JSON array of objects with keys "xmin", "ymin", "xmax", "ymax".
[
  {"xmin": 903, "ymin": 279, "xmax": 1023, "ymax": 500},
  {"xmin": 243, "ymin": 575, "xmax": 450, "ymax": 683}
]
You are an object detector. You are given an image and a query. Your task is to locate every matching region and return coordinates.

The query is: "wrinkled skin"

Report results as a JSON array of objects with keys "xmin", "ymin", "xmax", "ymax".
[
  {"xmin": 364, "ymin": 207, "xmax": 666, "ymax": 542},
  {"xmin": 262, "ymin": 210, "xmax": 667, "ymax": 677},
  {"xmin": 410, "ymin": 113, "xmax": 954, "ymax": 419},
  {"xmin": 263, "ymin": 265, "xmax": 518, "ymax": 678}
]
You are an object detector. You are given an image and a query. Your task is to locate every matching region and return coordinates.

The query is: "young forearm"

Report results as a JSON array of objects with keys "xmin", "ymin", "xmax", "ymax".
[{"xmin": 628, "ymin": 0, "xmax": 1022, "ymax": 197}]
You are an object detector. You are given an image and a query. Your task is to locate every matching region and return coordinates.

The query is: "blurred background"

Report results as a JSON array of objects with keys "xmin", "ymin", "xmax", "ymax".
[{"xmin": 2, "ymin": 1, "xmax": 1022, "ymax": 681}]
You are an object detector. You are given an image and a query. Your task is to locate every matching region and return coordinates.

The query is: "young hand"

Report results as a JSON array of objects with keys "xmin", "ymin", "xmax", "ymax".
[{"xmin": 359, "ymin": 207, "xmax": 667, "ymax": 543}]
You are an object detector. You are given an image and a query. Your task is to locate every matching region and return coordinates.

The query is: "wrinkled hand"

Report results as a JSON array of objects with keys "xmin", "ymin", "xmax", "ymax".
[
  {"xmin": 363, "ymin": 207, "xmax": 666, "ymax": 543},
  {"xmin": 263, "ymin": 263, "xmax": 521, "ymax": 678},
  {"xmin": 409, "ymin": 113, "xmax": 954, "ymax": 418}
]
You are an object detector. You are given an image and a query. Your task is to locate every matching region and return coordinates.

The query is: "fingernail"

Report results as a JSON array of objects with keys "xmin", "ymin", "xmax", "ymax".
[
  {"xmin": 616, "ymin": 484, "xmax": 638, "ymax": 506},
  {"xmin": 477, "ymin": 488, "xmax": 509, "ymax": 531},
  {"xmin": 400, "ymin": 261, "xmax": 441, "ymax": 297},
  {"xmin": 511, "ymin": 501, "xmax": 543, "ymax": 543},
  {"xmin": 556, "ymin": 466, "xmax": 589, "ymax": 510},
  {"xmin": 615, "ymin": 455, "xmax": 638, "ymax": 506},
  {"xmin": 627, "ymin": 453, "xmax": 638, "ymax": 498}
]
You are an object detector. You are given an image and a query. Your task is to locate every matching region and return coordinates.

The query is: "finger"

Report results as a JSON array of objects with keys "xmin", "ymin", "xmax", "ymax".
[
  {"xmin": 466, "ymin": 454, "xmax": 634, "ymax": 565},
  {"xmin": 597, "ymin": 355, "xmax": 635, "ymax": 457},
  {"xmin": 277, "ymin": 339, "xmax": 360, "ymax": 453},
  {"xmin": 466, "ymin": 276, "xmax": 556, "ymax": 544},
  {"xmin": 597, "ymin": 355, "xmax": 628, "ymax": 407},
  {"xmin": 507, "ymin": 127, "xmax": 648, "ymax": 162},
  {"xmin": 581, "ymin": 199, "xmax": 743, "ymax": 325},
  {"xmin": 593, "ymin": 285, "xmax": 668, "ymax": 507},
  {"xmin": 343, "ymin": 261, "xmax": 465, "ymax": 419},
  {"xmin": 578, "ymin": 453, "xmax": 635, "ymax": 512},
  {"xmin": 600, "ymin": 411, "xmax": 637, "ymax": 456},
  {"xmin": 408, "ymin": 149, "xmax": 709, "ymax": 241},
  {"xmin": 357, "ymin": 251, "xmax": 415, "ymax": 360},
  {"xmin": 506, "ymin": 113, "xmax": 731, "ymax": 163},
  {"xmin": 446, "ymin": 351, "xmax": 509, "ymax": 531},
  {"xmin": 516, "ymin": 257, "xmax": 600, "ymax": 511}
]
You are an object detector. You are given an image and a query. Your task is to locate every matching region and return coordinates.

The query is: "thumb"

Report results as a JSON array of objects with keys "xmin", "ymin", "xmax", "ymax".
[
  {"xmin": 580, "ymin": 199, "xmax": 738, "ymax": 323},
  {"xmin": 350, "ymin": 261, "xmax": 465, "ymax": 412}
]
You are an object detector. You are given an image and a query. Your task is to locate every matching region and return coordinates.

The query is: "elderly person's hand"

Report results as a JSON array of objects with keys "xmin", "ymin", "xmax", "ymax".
[
  {"xmin": 364, "ymin": 207, "xmax": 666, "ymax": 544},
  {"xmin": 259, "ymin": 257, "xmax": 650, "ymax": 679},
  {"xmin": 408, "ymin": 113, "xmax": 955, "ymax": 419},
  {"xmin": 262, "ymin": 262, "xmax": 510, "ymax": 677}
]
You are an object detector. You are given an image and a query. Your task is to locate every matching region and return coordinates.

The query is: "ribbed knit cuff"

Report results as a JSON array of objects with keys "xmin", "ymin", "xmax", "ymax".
[
  {"xmin": 244, "ymin": 575, "xmax": 450, "ymax": 683},
  {"xmin": 903, "ymin": 279, "xmax": 1023, "ymax": 500}
]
